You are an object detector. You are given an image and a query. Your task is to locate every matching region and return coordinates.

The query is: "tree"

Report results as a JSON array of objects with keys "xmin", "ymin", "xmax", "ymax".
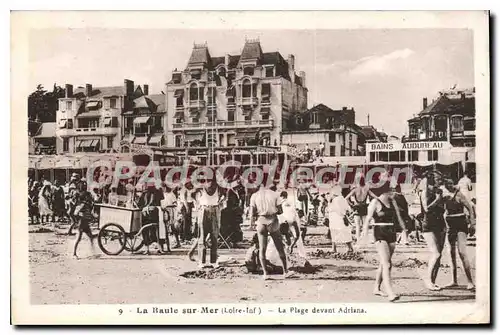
[{"xmin": 27, "ymin": 84, "xmax": 65, "ymax": 123}]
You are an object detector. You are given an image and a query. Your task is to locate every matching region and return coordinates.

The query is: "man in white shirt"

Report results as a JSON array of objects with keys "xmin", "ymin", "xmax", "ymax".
[{"xmin": 458, "ymin": 172, "xmax": 473, "ymax": 201}]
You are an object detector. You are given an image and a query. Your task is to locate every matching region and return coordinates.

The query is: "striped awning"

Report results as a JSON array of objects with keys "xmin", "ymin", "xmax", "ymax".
[
  {"xmin": 148, "ymin": 134, "xmax": 163, "ymax": 145},
  {"xmin": 86, "ymin": 101, "xmax": 100, "ymax": 110},
  {"xmin": 103, "ymin": 117, "xmax": 112, "ymax": 126},
  {"xmin": 133, "ymin": 116, "xmax": 151, "ymax": 125}
]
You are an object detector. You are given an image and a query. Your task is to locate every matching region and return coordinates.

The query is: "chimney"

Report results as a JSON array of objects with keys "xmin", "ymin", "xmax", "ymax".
[
  {"xmin": 225, "ymin": 54, "xmax": 230, "ymax": 66},
  {"xmin": 288, "ymin": 54, "xmax": 295, "ymax": 81},
  {"xmin": 423, "ymin": 97, "xmax": 428, "ymax": 109},
  {"xmin": 143, "ymin": 84, "xmax": 149, "ymax": 96},
  {"xmin": 124, "ymin": 79, "xmax": 134, "ymax": 96},
  {"xmin": 287, "ymin": 54, "xmax": 295, "ymax": 70},
  {"xmin": 298, "ymin": 71, "xmax": 306, "ymax": 87},
  {"xmin": 65, "ymin": 84, "xmax": 73, "ymax": 98},
  {"xmin": 85, "ymin": 84, "xmax": 92, "ymax": 97},
  {"xmin": 342, "ymin": 106, "xmax": 347, "ymax": 110},
  {"xmin": 367, "ymin": 114, "xmax": 370, "ymax": 126}
]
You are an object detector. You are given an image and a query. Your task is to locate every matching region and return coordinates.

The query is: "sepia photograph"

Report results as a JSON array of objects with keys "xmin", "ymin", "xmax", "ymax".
[{"xmin": 11, "ymin": 10, "xmax": 490, "ymax": 325}]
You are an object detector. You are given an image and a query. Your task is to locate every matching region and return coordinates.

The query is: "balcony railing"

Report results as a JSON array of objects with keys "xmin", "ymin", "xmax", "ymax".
[
  {"xmin": 260, "ymin": 98, "xmax": 271, "ymax": 107},
  {"xmin": 172, "ymin": 119, "xmax": 273, "ymax": 130},
  {"xmin": 237, "ymin": 97, "xmax": 259, "ymax": 107},
  {"xmin": 57, "ymin": 127, "xmax": 119, "ymax": 137},
  {"xmin": 187, "ymin": 100, "xmax": 206, "ymax": 109}
]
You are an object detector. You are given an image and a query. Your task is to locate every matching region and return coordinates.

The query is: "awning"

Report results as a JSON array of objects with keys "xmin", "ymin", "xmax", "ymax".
[
  {"xmin": 134, "ymin": 136, "xmax": 148, "ymax": 145},
  {"xmin": 235, "ymin": 131, "xmax": 258, "ymax": 139},
  {"xmin": 174, "ymin": 111, "xmax": 185, "ymax": 118},
  {"xmin": 77, "ymin": 111, "xmax": 101, "ymax": 118},
  {"xmin": 58, "ymin": 119, "xmax": 67, "ymax": 128},
  {"xmin": 123, "ymin": 110, "xmax": 134, "ymax": 115},
  {"xmin": 185, "ymin": 133, "xmax": 204, "ymax": 142},
  {"xmin": 133, "ymin": 116, "xmax": 151, "ymax": 125},
  {"xmin": 77, "ymin": 139, "xmax": 92, "ymax": 148},
  {"xmin": 122, "ymin": 134, "xmax": 135, "ymax": 143},
  {"xmin": 148, "ymin": 134, "xmax": 163, "ymax": 145},
  {"xmin": 174, "ymin": 89, "xmax": 184, "ymax": 98},
  {"xmin": 90, "ymin": 139, "xmax": 100, "ymax": 148},
  {"xmin": 34, "ymin": 122, "xmax": 56, "ymax": 138},
  {"xmin": 86, "ymin": 101, "xmax": 100, "ymax": 110},
  {"xmin": 103, "ymin": 117, "xmax": 112, "ymax": 126}
]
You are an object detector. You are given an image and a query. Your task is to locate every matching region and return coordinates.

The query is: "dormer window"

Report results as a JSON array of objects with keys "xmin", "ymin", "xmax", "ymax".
[
  {"xmin": 66, "ymin": 101, "xmax": 73, "ymax": 111},
  {"xmin": 243, "ymin": 67, "xmax": 254, "ymax": 76},
  {"xmin": 190, "ymin": 69, "xmax": 201, "ymax": 80},
  {"xmin": 265, "ymin": 67, "xmax": 274, "ymax": 78},
  {"xmin": 217, "ymin": 67, "xmax": 226, "ymax": 77},
  {"xmin": 172, "ymin": 72, "xmax": 182, "ymax": 84}
]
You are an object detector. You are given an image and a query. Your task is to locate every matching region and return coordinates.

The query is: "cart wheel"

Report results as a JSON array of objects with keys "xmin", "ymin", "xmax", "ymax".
[
  {"xmin": 98, "ymin": 223, "xmax": 126, "ymax": 255},
  {"xmin": 124, "ymin": 234, "xmax": 145, "ymax": 253}
]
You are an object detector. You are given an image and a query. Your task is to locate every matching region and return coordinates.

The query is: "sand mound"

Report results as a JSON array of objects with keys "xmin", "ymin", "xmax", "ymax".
[{"xmin": 308, "ymin": 249, "xmax": 365, "ymax": 261}]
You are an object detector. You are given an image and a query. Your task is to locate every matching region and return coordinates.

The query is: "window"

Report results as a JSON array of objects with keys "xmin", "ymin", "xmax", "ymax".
[
  {"xmin": 379, "ymin": 152, "xmax": 389, "ymax": 162},
  {"xmin": 369, "ymin": 152, "xmax": 376, "ymax": 162},
  {"xmin": 175, "ymin": 136, "xmax": 182, "ymax": 148},
  {"xmin": 176, "ymin": 118, "xmax": 183, "ymax": 124},
  {"xmin": 189, "ymin": 83, "xmax": 199, "ymax": 100},
  {"xmin": 341, "ymin": 145, "xmax": 346, "ymax": 156},
  {"xmin": 228, "ymin": 110, "xmax": 235, "ymax": 122},
  {"xmin": 408, "ymin": 150, "xmax": 419, "ymax": 162},
  {"xmin": 451, "ymin": 115, "xmax": 464, "ymax": 132},
  {"xmin": 265, "ymin": 67, "xmax": 274, "ymax": 77},
  {"xmin": 428, "ymin": 150, "xmax": 439, "ymax": 161},
  {"xmin": 228, "ymin": 71, "xmax": 236, "ymax": 81},
  {"xmin": 79, "ymin": 118, "xmax": 99, "ymax": 129},
  {"xmin": 110, "ymin": 98, "xmax": 117, "ymax": 109},
  {"xmin": 242, "ymin": 80, "xmax": 252, "ymax": 98},
  {"xmin": 218, "ymin": 68, "xmax": 226, "ymax": 77},
  {"xmin": 261, "ymin": 113, "xmax": 269, "ymax": 121},
  {"xmin": 67, "ymin": 119, "xmax": 73, "ymax": 129},
  {"xmin": 66, "ymin": 101, "xmax": 72, "ymax": 111},
  {"xmin": 207, "ymin": 87, "xmax": 216, "ymax": 105},
  {"xmin": 191, "ymin": 71, "xmax": 201, "ymax": 80},
  {"xmin": 107, "ymin": 136, "xmax": 114, "ymax": 149},
  {"xmin": 399, "ymin": 151, "xmax": 406, "ymax": 162},
  {"xmin": 192, "ymin": 118, "xmax": 199, "ymax": 124},
  {"xmin": 311, "ymin": 112, "xmax": 318, "ymax": 124},
  {"xmin": 63, "ymin": 138, "xmax": 69, "ymax": 152},
  {"xmin": 464, "ymin": 118, "xmax": 475, "ymax": 131},
  {"xmin": 244, "ymin": 115, "xmax": 251, "ymax": 121},
  {"xmin": 329, "ymin": 133, "xmax": 336, "ymax": 142},
  {"xmin": 243, "ymin": 67, "xmax": 254, "ymax": 76},
  {"xmin": 389, "ymin": 151, "xmax": 400, "ymax": 162}
]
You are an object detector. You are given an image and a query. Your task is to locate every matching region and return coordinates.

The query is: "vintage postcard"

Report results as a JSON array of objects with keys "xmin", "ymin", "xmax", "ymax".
[{"xmin": 11, "ymin": 11, "xmax": 490, "ymax": 325}]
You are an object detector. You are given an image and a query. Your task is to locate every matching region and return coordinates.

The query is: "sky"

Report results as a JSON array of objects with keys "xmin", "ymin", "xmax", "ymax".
[{"xmin": 29, "ymin": 28, "xmax": 474, "ymax": 137}]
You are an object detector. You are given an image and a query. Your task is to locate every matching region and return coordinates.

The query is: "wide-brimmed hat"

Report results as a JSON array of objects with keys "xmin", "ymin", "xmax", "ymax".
[{"xmin": 71, "ymin": 173, "xmax": 79, "ymax": 179}]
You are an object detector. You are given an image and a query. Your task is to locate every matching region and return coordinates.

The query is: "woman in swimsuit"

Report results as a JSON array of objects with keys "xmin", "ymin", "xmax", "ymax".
[
  {"xmin": 419, "ymin": 173, "xmax": 447, "ymax": 291},
  {"xmin": 442, "ymin": 179, "xmax": 475, "ymax": 290},
  {"xmin": 345, "ymin": 177, "xmax": 377, "ymax": 242},
  {"xmin": 361, "ymin": 184, "xmax": 406, "ymax": 302}
]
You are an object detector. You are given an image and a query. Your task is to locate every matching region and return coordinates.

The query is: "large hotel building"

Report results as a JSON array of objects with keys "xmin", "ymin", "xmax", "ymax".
[{"xmin": 165, "ymin": 39, "xmax": 308, "ymax": 149}]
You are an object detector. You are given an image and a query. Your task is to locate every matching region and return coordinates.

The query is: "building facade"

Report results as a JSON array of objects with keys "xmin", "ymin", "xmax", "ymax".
[
  {"xmin": 165, "ymin": 39, "xmax": 308, "ymax": 149},
  {"xmin": 282, "ymin": 103, "xmax": 364, "ymax": 157},
  {"xmin": 55, "ymin": 80, "xmax": 165, "ymax": 154},
  {"xmin": 366, "ymin": 88, "xmax": 476, "ymax": 164}
]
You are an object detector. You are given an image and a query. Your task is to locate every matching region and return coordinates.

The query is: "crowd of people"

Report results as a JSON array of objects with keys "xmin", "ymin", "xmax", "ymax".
[{"xmin": 28, "ymin": 168, "xmax": 477, "ymax": 301}]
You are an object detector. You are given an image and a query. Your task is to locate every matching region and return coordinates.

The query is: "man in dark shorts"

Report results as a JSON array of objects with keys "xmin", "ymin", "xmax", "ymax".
[{"xmin": 72, "ymin": 184, "xmax": 96, "ymax": 259}]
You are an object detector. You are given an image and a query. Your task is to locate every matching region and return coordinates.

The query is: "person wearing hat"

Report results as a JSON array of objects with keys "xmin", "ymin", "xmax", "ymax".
[
  {"xmin": 442, "ymin": 178, "xmax": 475, "ymax": 290},
  {"xmin": 326, "ymin": 185, "xmax": 354, "ymax": 253},
  {"xmin": 72, "ymin": 182, "xmax": 96, "ymax": 259},
  {"xmin": 51, "ymin": 179, "xmax": 66, "ymax": 224},
  {"xmin": 38, "ymin": 180, "xmax": 53, "ymax": 225},
  {"xmin": 29, "ymin": 181, "xmax": 41, "ymax": 224},
  {"xmin": 137, "ymin": 183, "xmax": 164, "ymax": 254},
  {"xmin": 361, "ymin": 180, "xmax": 407, "ymax": 302}
]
